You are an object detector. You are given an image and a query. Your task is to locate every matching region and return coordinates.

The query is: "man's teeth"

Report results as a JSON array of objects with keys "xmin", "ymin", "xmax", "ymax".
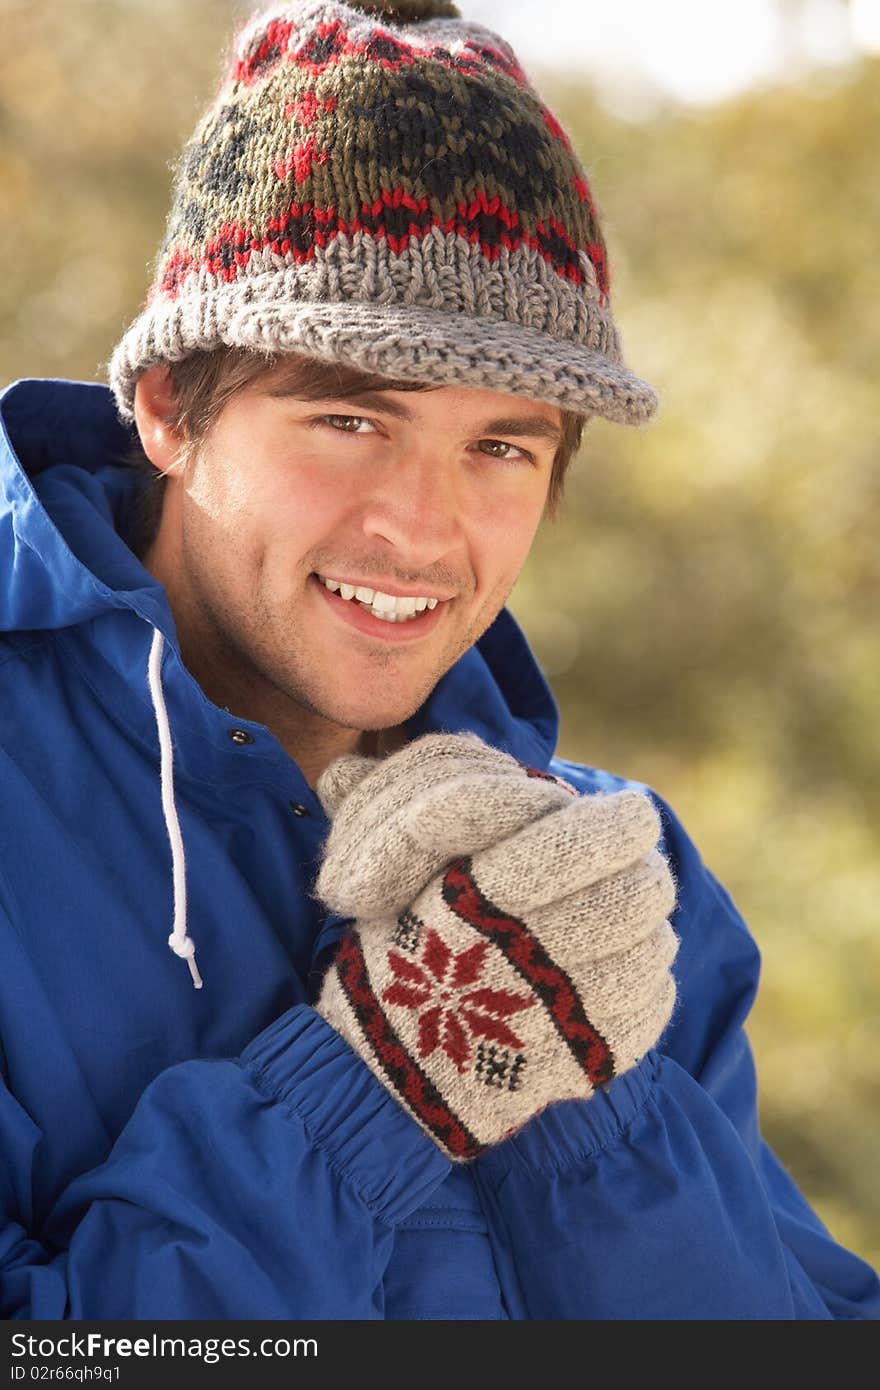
[{"xmin": 318, "ymin": 575, "xmax": 439, "ymax": 622}]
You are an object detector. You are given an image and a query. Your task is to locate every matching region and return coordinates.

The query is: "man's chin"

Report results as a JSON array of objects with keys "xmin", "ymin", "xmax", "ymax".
[
  {"xmin": 343, "ymin": 702, "xmax": 419, "ymax": 742},
  {"xmin": 318, "ymin": 672, "xmax": 445, "ymax": 738}
]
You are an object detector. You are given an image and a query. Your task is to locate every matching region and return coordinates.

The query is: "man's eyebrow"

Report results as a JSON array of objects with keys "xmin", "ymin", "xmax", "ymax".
[{"xmin": 267, "ymin": 385, "xmax": 564, "ymax": 445}]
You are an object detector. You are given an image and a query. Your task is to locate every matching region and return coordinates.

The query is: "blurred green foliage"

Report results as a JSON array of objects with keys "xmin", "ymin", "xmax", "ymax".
[{"xmin": 2, "ymin": 1, "xmax": 878, "ymax": 1272}]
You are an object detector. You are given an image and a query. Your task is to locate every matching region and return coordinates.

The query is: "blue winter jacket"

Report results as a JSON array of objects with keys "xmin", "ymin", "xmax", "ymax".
[{"xmin": 0, "ymin": 377, "xmax": 877, "ymax": 1321}]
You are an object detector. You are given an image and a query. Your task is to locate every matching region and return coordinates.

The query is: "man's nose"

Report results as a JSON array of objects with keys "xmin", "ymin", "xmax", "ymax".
[{"xmin": 358, "ymin": 451, "xmax": 464, "ymax": 560}]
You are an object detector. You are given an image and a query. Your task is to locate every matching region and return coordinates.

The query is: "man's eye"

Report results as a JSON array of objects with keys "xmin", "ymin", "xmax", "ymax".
[
  {"xmin": 315, "ymin": 414, "xmax": 377, "ymax": 433},
  {"xmin": 477, "ymin": 439, "xmax": 531, "ymax": 463}
]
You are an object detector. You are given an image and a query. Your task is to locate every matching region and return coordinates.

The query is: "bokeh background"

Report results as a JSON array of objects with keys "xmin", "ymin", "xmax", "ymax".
[{"xmin": 2, "ymin": 0, "xmax": 878, "ymax": 1270}]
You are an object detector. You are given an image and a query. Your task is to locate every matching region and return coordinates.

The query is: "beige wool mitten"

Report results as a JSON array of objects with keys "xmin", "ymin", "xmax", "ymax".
[
  {"xmin": 314, "ymin": 731, "xmax": 581, "ymax": 920},
  {"xmin": 314, "ymin": 741, "xmax": 679, "ymax": 1162}
]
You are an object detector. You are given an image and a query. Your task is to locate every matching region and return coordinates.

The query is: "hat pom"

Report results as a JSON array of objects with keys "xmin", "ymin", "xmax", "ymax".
[{"xmin": 347, "ymin": 1, "xmax": 462, "ymax": 19}]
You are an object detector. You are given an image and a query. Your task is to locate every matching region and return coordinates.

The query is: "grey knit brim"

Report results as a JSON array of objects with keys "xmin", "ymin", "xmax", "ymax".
[{"xmin": 109, "ymin": 291, "xmax": 659, "ymax": 428}]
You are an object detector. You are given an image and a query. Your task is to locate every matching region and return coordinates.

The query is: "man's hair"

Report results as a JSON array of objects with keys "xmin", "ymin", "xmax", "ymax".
[{"xmin": 122, "ymin": 348, "xmax": 588, "ymax": 558}]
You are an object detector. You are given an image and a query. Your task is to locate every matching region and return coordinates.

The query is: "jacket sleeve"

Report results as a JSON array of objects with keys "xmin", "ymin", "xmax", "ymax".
[
  {"xmin": 470, "ymin": 788, "xmax": 880, "ymax": 1320},
  {"xmin": 0, "ymin": 1006, "xmax": 451, "ymax": 1319}
]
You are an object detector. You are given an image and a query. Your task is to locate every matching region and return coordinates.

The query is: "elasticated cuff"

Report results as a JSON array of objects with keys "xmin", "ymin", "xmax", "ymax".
[
  {"xmin": 239, "ymin": 1004, "xmax": 451, "ymax": 1223},
  {"xmin": 473, "ymin": 1049, "xmax": 661, "ymax": 1179}
]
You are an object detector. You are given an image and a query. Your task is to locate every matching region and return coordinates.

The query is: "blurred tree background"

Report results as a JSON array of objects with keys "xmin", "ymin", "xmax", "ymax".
[{"xmin": 1, "ymin": 1, "xmax": 877, "ymax": 1270}]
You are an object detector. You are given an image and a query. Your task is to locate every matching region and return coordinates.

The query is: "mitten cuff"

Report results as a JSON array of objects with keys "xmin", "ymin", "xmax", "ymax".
[
  {"xmin": 472, "ymin": 1049, "xmax": 661, "ymax": 1178},
  {"xmin": 240, "ymin": 1004, "xmax": 451, "ymax": 1221}
]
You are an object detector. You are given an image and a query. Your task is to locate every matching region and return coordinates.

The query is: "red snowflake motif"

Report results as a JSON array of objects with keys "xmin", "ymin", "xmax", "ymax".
[{"xmin": 382, "ymin": 929, "xmax": 535, "ymax": 1073}]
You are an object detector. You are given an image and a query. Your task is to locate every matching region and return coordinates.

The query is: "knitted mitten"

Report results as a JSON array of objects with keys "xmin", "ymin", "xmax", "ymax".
[
  {"xmin": 315, "ymin": 759, "xmax": 679, "ymax": 1162},
  {"xmin": 313, "ymin": 731, "xmax": 580, "ymax": 920}
]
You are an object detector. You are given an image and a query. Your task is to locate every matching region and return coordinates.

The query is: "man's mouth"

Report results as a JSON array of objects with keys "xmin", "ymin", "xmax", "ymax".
[
  {"xmin": 313, "ymin": 573, "xmax": 449, "ymax": 625},
  {"xmin": 307, "ymin": 569, "xmax": 450, "ymax": 644}
]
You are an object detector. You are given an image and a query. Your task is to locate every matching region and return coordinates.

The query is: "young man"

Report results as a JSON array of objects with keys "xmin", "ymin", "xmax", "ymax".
[{"xmin": 0, "ymin": 0, "xmax": 876, "ymax": 1320}]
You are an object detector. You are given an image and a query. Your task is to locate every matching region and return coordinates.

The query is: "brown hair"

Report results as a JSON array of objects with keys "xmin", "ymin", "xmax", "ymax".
[{"xmin": 123, "ymin": 348, "xmax": 587, "ymax": 558}]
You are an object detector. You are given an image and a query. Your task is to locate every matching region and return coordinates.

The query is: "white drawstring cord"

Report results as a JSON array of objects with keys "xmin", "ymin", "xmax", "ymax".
[{"xmin": 147, "ymin": 626, "xmax": 203, "ymax": 989}]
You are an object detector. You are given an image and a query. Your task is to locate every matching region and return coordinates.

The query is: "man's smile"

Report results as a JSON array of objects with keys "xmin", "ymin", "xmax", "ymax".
[{"xmin": 309, "ymin": 571, "xmax": 451, "ymax": 643}]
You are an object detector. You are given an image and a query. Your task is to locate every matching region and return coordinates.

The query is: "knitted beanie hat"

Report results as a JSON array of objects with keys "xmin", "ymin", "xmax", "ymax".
[{"xmin": 109, "ymin": 0, "xmax": 659, "ymax": 428}]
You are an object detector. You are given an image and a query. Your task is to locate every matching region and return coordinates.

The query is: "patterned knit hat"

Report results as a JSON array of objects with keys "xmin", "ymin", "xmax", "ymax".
[{"xmin": 109, "ymin": 0, "xmax": 659, "ymax": 427}]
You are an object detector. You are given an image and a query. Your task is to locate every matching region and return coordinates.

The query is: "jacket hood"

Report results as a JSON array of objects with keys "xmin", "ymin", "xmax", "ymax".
[
  {"xmin": 0, "ymin": 377, "xmax": 561, "ymax": 984},
  {"xmin": 0, "ymin": 378, "xmax": 174, "ymax": 639}
]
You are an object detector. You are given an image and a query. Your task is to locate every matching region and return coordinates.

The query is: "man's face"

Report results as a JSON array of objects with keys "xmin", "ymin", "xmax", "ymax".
[{"xmin": 144, "ymin": 365, "xmax": 562, "ymax": 740}]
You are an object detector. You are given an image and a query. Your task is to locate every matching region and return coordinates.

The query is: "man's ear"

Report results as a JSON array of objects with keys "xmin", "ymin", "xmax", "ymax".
[{"xmin": 133, "ymin": 364, "xmax": 186, "ymax": 477}]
